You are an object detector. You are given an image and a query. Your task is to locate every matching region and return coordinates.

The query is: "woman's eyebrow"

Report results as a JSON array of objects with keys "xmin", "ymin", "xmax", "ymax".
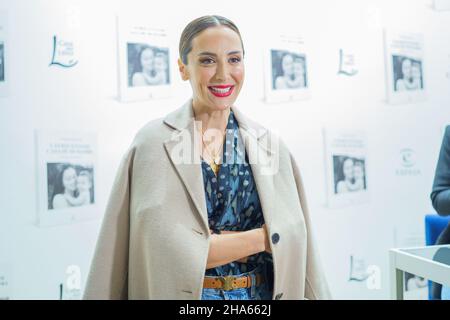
[{"xmin": 197, "ymin": 50, "xmax": 242, "ymax": 56}]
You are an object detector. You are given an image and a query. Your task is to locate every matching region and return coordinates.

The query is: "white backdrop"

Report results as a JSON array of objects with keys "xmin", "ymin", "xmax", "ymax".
[{"xmin": 1, "ymin": 0, "xmax": 449, "ymax": 299}]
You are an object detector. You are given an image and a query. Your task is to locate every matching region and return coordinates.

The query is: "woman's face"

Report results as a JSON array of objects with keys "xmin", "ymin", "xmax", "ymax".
[
  {"xmin": 154, "ymin": 55, "xmax": 167, "ymax": 71},
  {"xmin": 343, "ymin": 159, "xmax": 354, "ymax": 180},
  {"xmin": 401, "ymin": 58, "xmax": 412, "ymax": 79},
  {"xmin": 77, "ymin": 175, "xmax": 91, "ymax": 191},
  {"xmin": 282, "ymin": 54, "xmax": 294, "ymax": 76},
  {"xmin": 353, "ymin": 165, "xmax": 363, "ymax": 179},
  {"xmin": 62, "ymin": 167, "xmax": 77, "ymax": 192},
  {"xmin": 179, "ymin": 26, "xmax": 245, "ymax": 111},
  {"xmin": 140, "ymin": 48, "xmax": 155, "ymax": 73},
  {"xmin": 294, "ymin": 59, "xmax": 305, "ymax": 76}
]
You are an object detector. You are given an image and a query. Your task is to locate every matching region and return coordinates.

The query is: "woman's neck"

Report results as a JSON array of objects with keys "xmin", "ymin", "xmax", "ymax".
[{"xmin": 192, "ymin": 99, "xmax": 230, "ymax": 134}]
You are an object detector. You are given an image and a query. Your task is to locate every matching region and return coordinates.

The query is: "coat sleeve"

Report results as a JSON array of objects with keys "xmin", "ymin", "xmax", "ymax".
[
  {"xmin": 290, "ymin": 152, "xmax": 332, "ymax": 300},
  {"xmin": 430, "ymin": 126, "xmax": 450, "ymax": 216},
  {"xmin": 83, "ymin": 145, "xmax": 136, "ymax": 300}
]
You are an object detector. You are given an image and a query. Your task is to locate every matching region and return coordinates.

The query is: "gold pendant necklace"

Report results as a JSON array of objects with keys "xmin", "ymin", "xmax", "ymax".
[
  {"xmin": 210, "ymin": 154, "xmax": 220, "ymax": 176},
  {"xmin": 201, "ymin": 129, "xmax": 226, "ymax": 176}
]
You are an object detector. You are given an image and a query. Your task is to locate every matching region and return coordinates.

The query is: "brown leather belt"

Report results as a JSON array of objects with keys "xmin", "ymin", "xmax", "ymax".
[{"xmin": 203, "ymin": 273, "xmax": 264, "ymax": 291}]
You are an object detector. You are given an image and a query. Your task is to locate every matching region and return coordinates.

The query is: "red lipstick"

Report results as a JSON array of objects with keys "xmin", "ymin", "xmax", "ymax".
[{"xmin": 208, "ymin": 85, "xmax": 234, "ymax": 97}]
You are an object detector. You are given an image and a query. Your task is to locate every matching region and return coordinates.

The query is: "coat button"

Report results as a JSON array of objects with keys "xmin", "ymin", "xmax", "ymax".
[
  {"xmin": 275, "ymin": 293, "xmax": 283, "ymax": 300},
  {"xmin": 271, "ymin": 233, "xmax": 280, "ymax": 244}
]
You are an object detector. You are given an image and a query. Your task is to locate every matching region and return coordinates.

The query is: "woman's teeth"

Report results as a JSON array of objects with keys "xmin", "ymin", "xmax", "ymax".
[{"xmin": 209, "ymin": 86, "xmax": 232, "ymax": 93}]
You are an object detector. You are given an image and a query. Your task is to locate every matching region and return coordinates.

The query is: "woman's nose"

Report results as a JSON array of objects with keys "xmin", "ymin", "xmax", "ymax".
[{"xmin": 215, "ymin": 62, "xmax": 228, "ymax": 81}]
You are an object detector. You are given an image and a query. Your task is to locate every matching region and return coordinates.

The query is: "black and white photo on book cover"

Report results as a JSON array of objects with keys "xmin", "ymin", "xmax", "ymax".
[
  {"xmin": 263, "ymin": 32, "xmax": 310, "ymax": 103},
  {"xmin": 46, "ymin": 163, "xmax": 94, "ymax": 210},
  {"xmin": 0, "ymin": 41, "xmax": 4, "ymax": 83},
  {"xmin": 323, "ymin": 129, "xmax": 369, "ymax": 208},
  {"xmin": 333, "ymin": 155, "xmax": 367, "ymax": 194},
  {"xmin": 0, "ymin": 11, "xmax": 8, "ymax": 96},
  {"xmin": 271, "ymin": 49, "xmax": 307, "ymax": 90},
  {"xmin": 384, "ymin": 30, "xmax": 426, "ymax": 104},
  {"xmin": 117, "ymin": 15, "xmax": 171, "ymax": 102},
  {"xmin": 35, "ymin": 130, "xmax": 98, "ymax": 227},
  {"xmin": 392, "ymin": 55, "xmax": 423, "ymax": 91},
  {"xmin": 127, "ymin": 43, "xmax": 170, "ymax": 87}
]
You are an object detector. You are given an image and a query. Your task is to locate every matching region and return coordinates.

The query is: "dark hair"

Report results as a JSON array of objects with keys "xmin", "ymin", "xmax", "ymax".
[
  {"xmin": 134, "ymin": 45, "xmax": 154, "ymax": 74},
  {"xmin": 50, "ymin": 164, "xmax": 77, "ymax": 209},
  {"xmin": 179, "ymin": 15, "xmax": 245, "ymax": 65}
]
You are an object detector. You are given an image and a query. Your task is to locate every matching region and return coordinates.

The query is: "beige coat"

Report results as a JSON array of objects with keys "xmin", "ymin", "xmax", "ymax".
[{"xmin": 83, "ymin": 98, "xmax": 331, "ymax": 300}]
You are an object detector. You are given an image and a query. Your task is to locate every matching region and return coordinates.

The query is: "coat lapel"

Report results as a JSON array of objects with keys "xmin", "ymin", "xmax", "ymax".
[
  {"xmin": 163, "ymin": 99, "xmax": 209, "ymax": 233},
  {"xmin": 232, "ymin": 106, "xmax": 277, "ymax": 226},
  {"xmin": 163, "ymin": 98, "xmax": 278, "ymax": 233}
]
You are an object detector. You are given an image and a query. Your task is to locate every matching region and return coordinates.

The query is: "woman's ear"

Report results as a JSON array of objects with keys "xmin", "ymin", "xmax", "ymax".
[{"xmin": 178, "ymin": 58, "xmax": 189, "ymax": 81}]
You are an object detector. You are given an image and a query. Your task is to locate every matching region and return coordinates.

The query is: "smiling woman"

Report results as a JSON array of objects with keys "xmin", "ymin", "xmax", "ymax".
[
  {"xmin": 83, "ymin": 15, "xmax": 330, "ymax": 300},
  {"xmin": 178, "ymin": 16, "xmax": 245, "ymax": 112},
  {"xmin": 177, "ymin": 16, "xmax": 246, "ymax": 176}
]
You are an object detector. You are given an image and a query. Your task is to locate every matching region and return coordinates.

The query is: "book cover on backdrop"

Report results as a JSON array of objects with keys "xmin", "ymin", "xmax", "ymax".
[
  {"xmin": 323, "ymin": 128, "xmax": 369, "ymax": 208},
  {"xmin": 263, "ymin": 32, "xmax": 310, "ymax": 103},
  {"xmin": 117, "ymin": 15, "xmax": 171, "ymax": 102},
  {"xmin": 383, "ymin": 30, "xmax": 426, "ymax": 105},
  {"xmin": 393, "ymin": 226, "xmax": 428, "ymax": 299},
  {"xmin": 35, "ymin": 130, "xmax": 98, "ymax": 227},
  {"xmin": 0, "ymin": 263, "xmax": 12, "ymax": 300}
]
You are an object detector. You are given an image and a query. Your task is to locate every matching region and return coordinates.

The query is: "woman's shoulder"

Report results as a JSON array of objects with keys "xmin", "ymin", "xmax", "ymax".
[
  {"xmin": 233, "ymin": 109, "xmax": 291, "ymax": 157},
  {"xmin": 131, "ymin": 108, "xmax": 192, "ymax": 151},
  {"xmin": 396, "ymin": 78, "xmax": 406, "ymax": 89},
  {"xmin": 132, "ymin": 72, "xmax": 146, "ymax": 86},
  {"xmin": 336, "ymin": 180, "xmax": 347, "ymax": 193},
  {"xmin": 275, "ymin": 76, "xmax": 286, "ymax": 89},
  {"xmin": 241, "ymin": 116, "xmax": 293, "ymax": 168},
  {"xmin": 52, "ymin": 194, "xmax": 69, "ymax": 209},
  {"xmin": 445, "ymin": 125, "xmax": 450, "ymax": 138},
  {"xmin": 132, "ymin": 117, "xmax": 169, "ymax": 147},
  {"xmin": 126, "ymin": 100, "xmax": 193, "ymax": 154}
]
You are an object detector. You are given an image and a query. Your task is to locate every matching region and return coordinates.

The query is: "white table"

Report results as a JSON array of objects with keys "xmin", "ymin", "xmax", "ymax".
[{"xmin": 389, "ymin": 244, "xmax": 450, "ymax": 299}]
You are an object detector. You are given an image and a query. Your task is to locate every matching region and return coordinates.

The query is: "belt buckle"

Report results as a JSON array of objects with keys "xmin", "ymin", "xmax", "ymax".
[{"xmin": 219, "ymin": 275, "xmax": 235, "ymax": 291}]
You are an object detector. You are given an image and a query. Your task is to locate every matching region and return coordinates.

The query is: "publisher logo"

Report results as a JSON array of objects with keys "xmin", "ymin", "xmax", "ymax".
[
  {"xmin": 337, "ymin": 49, "xmax": 358, "ymax": 76},
  {"xmin": 396, "ymin": 148, "xmax": 420, "ymax": 176},
  {"xmin": 49, "ymin": 35, "xmax": 78, "ymax": 68},
  {"xmin": 400, "ymin": 148, "xmax": 416, "ymax": 167}
]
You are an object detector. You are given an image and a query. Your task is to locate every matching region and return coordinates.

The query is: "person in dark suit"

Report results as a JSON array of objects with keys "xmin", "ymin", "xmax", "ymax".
[{"xmin": 430, "ymin": 125, "xmax": 450, "ymax": 299}]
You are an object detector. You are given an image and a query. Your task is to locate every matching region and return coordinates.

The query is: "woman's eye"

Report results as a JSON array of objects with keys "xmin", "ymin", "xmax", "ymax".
[
  {"xmin": 229, "ymin": 57, "xmax": 241, "ymax": 63},
  {"xmin": 200, "ymin": 58, "xmax": 215, "ymax": 65}
]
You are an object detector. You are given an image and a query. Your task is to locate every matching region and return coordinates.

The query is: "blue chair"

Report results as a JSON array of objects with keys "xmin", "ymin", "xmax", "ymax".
[{"xmin": 425, "ymin": 214, "xmax": 450, "ymax": 299}]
